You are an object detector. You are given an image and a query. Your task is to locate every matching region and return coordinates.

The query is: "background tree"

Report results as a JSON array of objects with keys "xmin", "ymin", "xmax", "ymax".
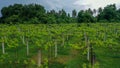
[
  {"xmin": 77, "ymin": 9, "xmax": 95, "ymax": 23},
  {"xmin": 72, "ymin": 9, "xmax": 77, "ymax": 18},
  {"xmin": 77, "ymin": 10, "xmax": 84, "ymax": 23},
  {"xmin": 98, "ymin": 4, "xmax": 118, "ymax": 22},
  {"xmin": 0, "ymin": 3, "xmax": 120, "ymax": 24}
]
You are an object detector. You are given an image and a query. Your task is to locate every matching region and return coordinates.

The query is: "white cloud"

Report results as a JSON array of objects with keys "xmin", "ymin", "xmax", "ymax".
[{"xmin": 74, "ymin": 0, "xmax": 120, "ymax": 9}]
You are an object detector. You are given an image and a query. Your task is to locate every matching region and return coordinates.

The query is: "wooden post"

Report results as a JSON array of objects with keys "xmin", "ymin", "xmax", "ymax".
[
  {"xmin": 92, "ymin": 53, "xmax": 96, "ymax": 68},
  {"xmin": 2, "ymin": 41, "xmax": 5, "ymax": 54},
  {"xmin": 90, "ymin": 43, "xmax": 96, "ymax": 68},
  {"xmin": 87, "ymin": 40, "xmax": 90, "ymax": 61},
  {"xmin": 22, "ymin": 36, "xmax": 25, "ymax": 44},
  {"xmin": 104, "ymin": 32, "xmax": 106, "ymax": 41},
  {"xmin": 62, "ymin": 35, "xmax": 65, "ymax": 46},
  {"xmin": 2, "ymin": 37, "xmax": 5, "ymax": 54},
  {"xmin": 104, "ymin": 28, "xmax": 107, "ymax": 42},
  {"xmin": 67, "ymin": 34, "xmax": 69, "ymax": 41},
  {"xmin": 38, "ymin": 49, "xmax": 41, "ymax": 67},
  {"xmin": 90, "ymin": 43, "xmax": 93, "ymax": 67},
  {"xmin": 55, "ymin": 40, "xmax": 57, "ymax": 58},
  {"xmin": 84, "ymin": 32, "xmax": 89, "ymax": 61},
  {"xmin": 26, "ymin": 39, "xmax": 29, "ymax": 56},
  {"xmin": 114, "ymin": 28, "xmax": 117, "ymax": 37}
]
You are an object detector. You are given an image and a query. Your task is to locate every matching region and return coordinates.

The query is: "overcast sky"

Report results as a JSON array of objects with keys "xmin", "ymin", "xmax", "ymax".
[{"xmin": 0, "ymin": 0, "xmax": 120, "ymax": 16}]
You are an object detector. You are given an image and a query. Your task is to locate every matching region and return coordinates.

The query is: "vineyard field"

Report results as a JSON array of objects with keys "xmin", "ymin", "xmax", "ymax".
[{"xmin": 0, "ymin": 23, "xmax": 120, "ymax": 68}]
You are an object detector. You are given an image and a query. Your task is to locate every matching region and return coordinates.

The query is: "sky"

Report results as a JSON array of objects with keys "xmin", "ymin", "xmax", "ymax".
[{"xmin": 0, "ymin": 0, "xmax": 120, "ymax": 16}]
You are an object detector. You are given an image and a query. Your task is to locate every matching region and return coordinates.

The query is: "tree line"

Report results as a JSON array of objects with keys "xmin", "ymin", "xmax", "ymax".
[{"xmin": 0, "ymin": 4, "xmax": 120, "ymax": 24}]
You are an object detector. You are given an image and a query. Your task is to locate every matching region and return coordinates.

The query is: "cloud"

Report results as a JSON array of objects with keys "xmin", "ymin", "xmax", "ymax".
[
  {"xmin": 38, "ymin": 0, "xmax": 87, "ymax": 13},
  {"xmin": 74, "ymin": 0, "xmax": 120, "ymax": 10},
  {"xmin": 38, "ymin": 0, "xmax": 120, "ymax": 13}
]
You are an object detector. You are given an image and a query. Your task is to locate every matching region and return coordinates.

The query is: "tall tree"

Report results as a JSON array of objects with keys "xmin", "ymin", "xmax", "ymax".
[
  {"xmin": 77, "ymin": 10, "xmax": 84, "ymax": 23},
  {"xmin": 98, "ymin": 4, "xmax": 117, "ymax": 22},
  {"xmin": 72, "ymin": 9, "xmax": 77, "ymax": 18},
  {"xmin": 98, "ymin": 7, "xmax": 103, "ymax": 14},
  {"xmin": 93, "ymin": 9, "xmax": 97, "ymax": 16}
]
